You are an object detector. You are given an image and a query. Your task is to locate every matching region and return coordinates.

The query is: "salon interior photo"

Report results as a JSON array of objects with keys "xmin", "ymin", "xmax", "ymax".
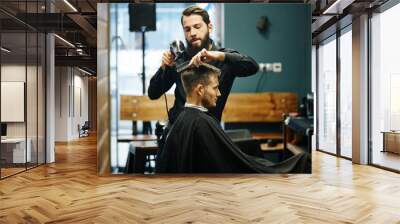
[{"xmin": 0, "ymin": 0, "xmax": 399, "ymax": 222}]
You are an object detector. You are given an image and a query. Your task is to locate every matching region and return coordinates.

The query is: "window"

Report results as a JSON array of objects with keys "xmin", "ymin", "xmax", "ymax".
[
  {"xmin": 370, "ymin": 2, "xmax": 400, "ymax": 171},
  {"xmin": 0, "ymin": 1, "xmax": 47, "ymax": 179},
  {"xmin": 339, "ymin": 27, "xmax": 352, "ymax": 158},
  {"xmin": 316, "ymin": 25, "xmax": 353, "ymax": 159},
  {"xmin": 317, "ymin": 35, "xmax": 337, "ymax": 155}
]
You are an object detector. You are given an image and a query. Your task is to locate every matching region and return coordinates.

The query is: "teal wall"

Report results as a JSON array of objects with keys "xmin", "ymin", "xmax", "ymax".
[{"xmin": 224, "ymin": 4, "xmax": 311, "ymax": 101}]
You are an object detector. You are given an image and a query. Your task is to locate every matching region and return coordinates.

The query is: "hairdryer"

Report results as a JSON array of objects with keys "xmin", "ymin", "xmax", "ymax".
[{"xmin": 169, "ymin": 40, "xmax": 190, "ymax": 73}]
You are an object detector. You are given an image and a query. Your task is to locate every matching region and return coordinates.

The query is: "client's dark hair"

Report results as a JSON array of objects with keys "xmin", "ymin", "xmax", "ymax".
[{"xmin": 180, "ymin": 64, "xmax": 221, "ymax": 95}]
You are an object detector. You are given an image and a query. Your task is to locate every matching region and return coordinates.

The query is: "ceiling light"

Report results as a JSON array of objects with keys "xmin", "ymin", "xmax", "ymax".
[
  {"xmin": 54, "ymin": 34, "xmax": 75, "ymax": 48},
  {"xmin": 78, "ymin": 67, "xmax": 93, "ymax": 76},
  {"xmin": 322, "ymin": 0, "xmax": 354, "ymax": 15},
  {"xmin": 1, "ymin": 47, "xmax": 11, "ymax": 53},
  {"xmin": 323, "ymin": 0, "xmax": 341, "ymax": 14},
  {"xmin": 63, "ymin": 0, "xmax": 78, "ymax": 12}
]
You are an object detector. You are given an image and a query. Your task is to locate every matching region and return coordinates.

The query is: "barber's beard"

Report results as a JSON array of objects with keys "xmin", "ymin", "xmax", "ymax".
[{"xmin": 186, "ymin": 33, "xmax": 211, "ymax": 57}]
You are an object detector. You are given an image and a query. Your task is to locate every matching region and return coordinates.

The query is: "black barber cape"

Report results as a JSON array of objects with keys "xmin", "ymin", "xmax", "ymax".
[{"xmin": 156, "ymin": 107, "xmax": 310, "ymax": 173}]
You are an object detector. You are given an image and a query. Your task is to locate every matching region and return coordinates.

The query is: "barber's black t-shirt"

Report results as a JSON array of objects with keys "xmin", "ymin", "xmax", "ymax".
[{"xmin": 148, "ymin": 40, "xmax": 259, "ymax": 124}]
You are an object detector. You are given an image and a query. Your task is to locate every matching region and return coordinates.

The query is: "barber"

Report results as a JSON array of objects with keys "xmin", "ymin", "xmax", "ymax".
[{"xmin": 148, "ymin": 5, "xmax": 259, "ymax": 125}]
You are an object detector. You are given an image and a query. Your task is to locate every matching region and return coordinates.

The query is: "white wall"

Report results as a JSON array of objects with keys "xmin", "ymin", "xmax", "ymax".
[
  {"xmin": 1, "ymin": 65, "xmax": 26, "ymax": 81},
  {"xmin": 54, "ymin": 66, "xmax": 89, "ymax": 141},
  {"xmin": 1, "ymin": 65, "xmax": 26, "ymax": 140},
  {"xmin": 1, "ymin": 65, "xmax": 36, "ymax": 138},
  {"xmin": 55, "ymin": 66, "xmax": 69, "ymax": 141},
  {"xmin": 72, "ymin": 73, "xmax": 89, "ymax": 137},
  {"xmin": 1, "ymin": 65, "xmax": 26, "ymax": 132},
  {"xmin": 1, "ymin": 64, "xmax": 46, "ymax": 164}
]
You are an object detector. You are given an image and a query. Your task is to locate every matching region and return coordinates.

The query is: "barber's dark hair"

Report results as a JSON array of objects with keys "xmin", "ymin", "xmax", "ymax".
[
  {"xmin": 180, "ymin": 64, "xmax": 220, "ymax": 95},
  {"xmin": 181, "ymin": 6, "xmax": 210, "ymax": 26}
]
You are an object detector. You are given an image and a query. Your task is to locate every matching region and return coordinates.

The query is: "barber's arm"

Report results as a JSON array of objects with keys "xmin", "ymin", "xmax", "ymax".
[
  {"xmin": 223, "ymin": 49, "xmax": 259, "ymax": 77},
  {"xmin": 188, "ymin": 49, "xmax": 259, "ymax": 77},
  {"xmin": 148, "ymin": 51, "xmax": 177, "ymax": 100}
]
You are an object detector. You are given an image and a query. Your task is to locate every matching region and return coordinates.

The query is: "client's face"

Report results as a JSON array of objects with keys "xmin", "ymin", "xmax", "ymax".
[{"xmin": 201, "ymin": 75, "xmax": 220, "ymax": 108}]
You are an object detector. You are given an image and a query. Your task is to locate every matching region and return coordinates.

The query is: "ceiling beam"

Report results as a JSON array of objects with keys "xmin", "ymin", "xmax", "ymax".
[
  {"xmin": 55, "ymin": 55, "xmax": 96, "ymax": 70},
  {"xmin": 66, "ymin": 13, "xmax": 97, "ymax": 47}
]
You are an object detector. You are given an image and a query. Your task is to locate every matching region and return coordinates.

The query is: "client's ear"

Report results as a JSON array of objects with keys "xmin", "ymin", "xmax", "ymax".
[{"xmin": 195, "ymin": 84, "xmax": 205, "ymax": 97}]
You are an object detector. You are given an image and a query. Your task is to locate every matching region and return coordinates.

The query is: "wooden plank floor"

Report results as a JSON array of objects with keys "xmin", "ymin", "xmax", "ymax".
[
  {"xmin": 1, "ymin": 167, "xmax": 26, "ymax": 178},
  {"xmin": 1, "ymin": 134, "xmax": 400, "ymax": 223}
]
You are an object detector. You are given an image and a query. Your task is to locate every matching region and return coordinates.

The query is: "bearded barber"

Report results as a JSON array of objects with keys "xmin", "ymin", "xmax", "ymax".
[{"xmin": 148, "ymin": 5, "xmax": 259, "ymax": 124}]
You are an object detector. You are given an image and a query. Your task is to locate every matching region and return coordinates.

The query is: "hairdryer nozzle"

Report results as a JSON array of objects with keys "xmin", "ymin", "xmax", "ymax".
[{"xmin": 170, "ymin": 40, "xmax": 185, "ymax": 61}]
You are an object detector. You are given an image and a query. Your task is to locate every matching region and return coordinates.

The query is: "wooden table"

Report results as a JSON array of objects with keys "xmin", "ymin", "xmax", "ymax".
[
  {"xmin": 382, "ymin": 131, "xmax": 400, "ymax": 154},
  {"xmin": 251, "ymin": 132, "xmax": 282, "ymax": 140},
  {"xmin": 117, "ymin": 134, "xmax": 158, "ymax": 143}
]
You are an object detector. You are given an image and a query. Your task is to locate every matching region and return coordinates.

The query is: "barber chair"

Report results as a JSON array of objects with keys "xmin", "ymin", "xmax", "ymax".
[
  {"xmin": 225, "ymin": 129, "xmax": 263, "ymax": 157},
  {"xmin": 78, "ymin": 121, "xmax": 90, "ymax": 138}
]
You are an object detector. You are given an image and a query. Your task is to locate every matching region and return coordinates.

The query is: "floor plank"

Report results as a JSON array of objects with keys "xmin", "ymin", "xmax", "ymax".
[
  {"xmin": 372, "ymin": 150, "xmax": 400, "ymax": 171},
  {"xmin": 0, "ymin": 134, "xmax": 400, "ymax": 223}
]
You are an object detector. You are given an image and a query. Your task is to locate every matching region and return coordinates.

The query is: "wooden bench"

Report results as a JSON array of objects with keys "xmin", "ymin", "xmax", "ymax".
[
  {"xmin": 120, "ymin": 95, "xmax": 174, "ymax": 121},
  {"xmin": 120, "ymin": 92, "xmax": 297, "ymax": 122}
]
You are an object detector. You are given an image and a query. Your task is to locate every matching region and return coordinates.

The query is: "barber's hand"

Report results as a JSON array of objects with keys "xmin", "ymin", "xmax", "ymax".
[
  {"xmin": 189, "ymin": 49, "xmax": 225, "ymax": 67},
  {"xmin": 161, "ymin": 51, "xmax": 175, "ymax": 69}
]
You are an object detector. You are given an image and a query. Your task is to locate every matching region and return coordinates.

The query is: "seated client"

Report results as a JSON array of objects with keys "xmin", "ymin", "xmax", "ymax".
[{"xmin": 156, "ymin": 64, "xmax": 310, "ymax": 173}]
